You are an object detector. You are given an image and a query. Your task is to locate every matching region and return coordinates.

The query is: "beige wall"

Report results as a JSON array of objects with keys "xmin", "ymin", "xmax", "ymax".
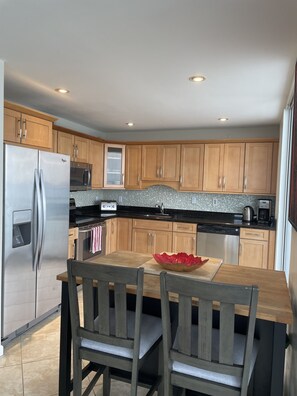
[{"xmin": 285, "ymin": 228, "xmax": 297, "ymax": 395}]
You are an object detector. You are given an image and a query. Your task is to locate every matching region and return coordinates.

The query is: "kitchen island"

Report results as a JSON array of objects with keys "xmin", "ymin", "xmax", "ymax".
[{"xmin": 57, "ymin": 251, "xmax": 292, "ymax": 396}]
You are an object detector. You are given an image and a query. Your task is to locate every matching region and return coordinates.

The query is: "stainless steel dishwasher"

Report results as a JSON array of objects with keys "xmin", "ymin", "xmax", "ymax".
[{"xmin": 197, "ymin": 224, "xmax": 240, "ymax": 264}]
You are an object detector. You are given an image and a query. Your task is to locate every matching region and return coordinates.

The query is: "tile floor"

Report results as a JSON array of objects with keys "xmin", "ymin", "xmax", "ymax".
[{"xmin": 0, "ymin": 309, "xmax": 150, "ymax": 396}]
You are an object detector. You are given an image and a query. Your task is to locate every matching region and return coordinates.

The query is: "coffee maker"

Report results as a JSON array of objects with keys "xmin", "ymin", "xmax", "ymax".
[{"xmin": 257, "ymin": 199, "xmax": 272, "ymax": 224}]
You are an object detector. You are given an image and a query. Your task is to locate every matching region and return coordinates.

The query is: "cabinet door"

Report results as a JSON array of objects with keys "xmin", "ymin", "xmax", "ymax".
[
  {"xmin": 88, "ymin": 140, "xmax": 104, "ymax": 189},
  {"xmin": 57, "ymin": 132, "xmax": 75, "ymax": 160},
  {"xmin": 223, "ymin": 143, "xmax": 245, "ymax": 192},
  {"xmin": 117, "ymin": 218, "xmax": 132, "ymax": 251},
  {"xmin": 180, "ymin": 144, "xmax": 204, "ymax": 191},
  {"xmin": 106, "ymin": 218, "xmax": 118, "ymax": 254},
  {"xmin": 244, "ymin": 143, "xmax": 273, "ymax": 194},
  {"xmin": 132, "ymin": 228, "xmax": 151, "ymax": 253},
  {"xmin": 203, "ymin": 144, "xmax": 224, "ymax": 192},
  {"xmin": 141, "ymin": 145, "xmax": 159, "ymax": 180},
  {"xmin": 172, "ymin": 232, "xmax": 196, "ymax": 254},
  {"xmin": 74, "ymin": 136, "xmax": 89, "ymax": 163},
  {"xmin": 104, "ymin": 144, "xmax": 125, "ymax": 188},
  {"xmin": 125, "ymin": 145, "xmax": 142, "ymax": 189},
  {"xmin": 4, "ymin": 108, "xmax": 21, "ymax": 143},
  {"xmin": 22, "ymin": 114, "xmax": 52, "ymax": 149},
  {"xmin": 239, "ymin": 239, "xmax": 268, "ymax": 269},
  {"xmin": 52, "ymin": 129, "xmax": 58, "ymax": 153},
  {"xmin": 151, "ymin": 230, "xmax": 172, "ymax": 253},
  {"xmin": 161, "ymin": 145, "xmax": 181, "ymax": 181},
  {"xmin": 270, "ymin": 142, "xmax": 279, "ymax": 195}
]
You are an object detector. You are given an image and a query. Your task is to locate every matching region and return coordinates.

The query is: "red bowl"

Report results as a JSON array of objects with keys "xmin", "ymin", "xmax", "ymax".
[{"xmin": 153, "ymin": 252, "xmax": 208, "ymax": 272}]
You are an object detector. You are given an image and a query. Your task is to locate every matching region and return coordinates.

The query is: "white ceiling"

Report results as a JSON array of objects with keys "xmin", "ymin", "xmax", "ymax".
[{"xmin": 0, "ymin": 0, "xmax": 296, "ymax": 135}]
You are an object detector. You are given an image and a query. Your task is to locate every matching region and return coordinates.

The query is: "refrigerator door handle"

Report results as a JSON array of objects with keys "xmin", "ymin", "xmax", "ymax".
[
  {"xmin": 37, "ymin": 169, "xmax": 47, "ymax": 270},
  {"xmin": 33, "ymin": 169, "xmax": 42, "ymax": 271}
]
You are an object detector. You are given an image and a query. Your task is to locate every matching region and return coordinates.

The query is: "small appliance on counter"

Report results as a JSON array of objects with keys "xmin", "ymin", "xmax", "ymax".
[
  {"xmin": 100, "ymin": 201, "xmax": 118, "ymax": 211},
  {"xmin": 257, "ymin": 199, "xmax": 272, "ymax": 224},
  {"xmin": 243, "ymin": 206, "xmax": 255, "ymax": 222}
]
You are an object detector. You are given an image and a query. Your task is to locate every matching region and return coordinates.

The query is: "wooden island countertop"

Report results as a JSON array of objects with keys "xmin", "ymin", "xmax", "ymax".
[{"xmin": 57, "ymin": 250, "xmax": 293, "ymax": 325}]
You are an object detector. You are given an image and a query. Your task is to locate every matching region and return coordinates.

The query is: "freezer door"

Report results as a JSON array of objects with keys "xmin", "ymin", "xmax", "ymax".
[
  {"xmin": 36, "ymin": 151, "xmax": 70, "ymax": 317},
  {"xmin": 2, "ymin": 145, "xmax": 38, "ymax": 337}
]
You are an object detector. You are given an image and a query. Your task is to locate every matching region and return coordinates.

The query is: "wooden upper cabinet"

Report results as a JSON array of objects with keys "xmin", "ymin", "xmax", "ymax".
[
  {"xmin": 57, "ymin": 132, "xmax": 89, "ymax": 163},
  {"xmin": 4, "ymin": 107, "xmax": 53, "ymax": 150},
  {"xmin": 104, "ymin": 144, "xmax": 125, "ymax": 188},
  {"xmin": 244, "ymin": 142, "xmax": 273, "ymax": 194},
  {"xmin": 52, "ymin": 129, "xmax": 58, "ymax": 152},
  {"xmin": 270, "ymin": 142, "xmax": 279, "ymax": 195},
  {"xmin": 75, "ymin": 136, "xmax": 89, "ymax": 163},
  {"xmin": 125, "ymin": 145, "xmax": 142, "ymax": 189},
  {"xmin": 88, "ymin": 140, "xmax": 104, "ymax": 189},
  {"xmin": 57, "ymin": 132, "xmax": 75, "ymax": 159},
  {"xmin": 203, "ymin": 143, "xmax": 245, "ymax": 192},
  {"xmin": 180, "ymin": 144, "xmax": 204, "ymax": 191},
  {"xmin": 141, "ymin": 144, "xmax": 181, "ymax": 182}
]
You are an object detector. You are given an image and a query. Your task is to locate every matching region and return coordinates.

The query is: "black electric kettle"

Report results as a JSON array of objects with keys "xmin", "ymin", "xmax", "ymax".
[{"xmin": 243, "ymin": 206, "xmax": 254, "ymax": 222}]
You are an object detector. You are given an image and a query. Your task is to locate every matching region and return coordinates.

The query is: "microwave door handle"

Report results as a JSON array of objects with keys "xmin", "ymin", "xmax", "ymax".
[{"xmin": 88, "ymin": 169, "xmax": 91, "ymax": 186}]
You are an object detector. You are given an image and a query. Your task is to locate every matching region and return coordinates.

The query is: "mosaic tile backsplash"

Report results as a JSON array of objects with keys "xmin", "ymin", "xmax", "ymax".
[{"xmin": 70, "ymin": 185, "xmax": 275, "ymax": 216}]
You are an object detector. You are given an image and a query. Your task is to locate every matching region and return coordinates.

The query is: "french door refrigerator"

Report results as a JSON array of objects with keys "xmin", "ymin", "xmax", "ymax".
[{"xmin": 2, "ymin": 144, "xmax": 70, "ymax": 340}]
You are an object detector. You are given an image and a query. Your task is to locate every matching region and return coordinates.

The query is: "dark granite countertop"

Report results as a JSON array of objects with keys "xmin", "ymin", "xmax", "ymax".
[{"xmin": 71, "ymin": 205, "xmax": 276, "ymax": 230}]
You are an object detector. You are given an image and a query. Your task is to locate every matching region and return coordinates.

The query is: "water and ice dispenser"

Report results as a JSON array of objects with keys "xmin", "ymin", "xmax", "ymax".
[{"xmin": 12, "ymin": 210, "xmax": 31, "ymax": 248}]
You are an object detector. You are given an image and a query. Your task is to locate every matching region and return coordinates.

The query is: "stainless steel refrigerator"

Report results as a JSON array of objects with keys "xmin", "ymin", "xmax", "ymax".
[{"xmin": 2, "ymin": 144, "xmax": 70, "ymax": 339}]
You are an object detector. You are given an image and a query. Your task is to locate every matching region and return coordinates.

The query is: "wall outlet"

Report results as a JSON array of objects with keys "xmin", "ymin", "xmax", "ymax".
[
  {"xmin": 191, "ymin": 196, "xmax": 197, "ymax": 204},
  {"xmin": 213, "ymin": 198, "xmax": 218, "ymax": 206},
  {"xmin": 118, "ymin": 195, "xmax": 123, "ymax": 203}
]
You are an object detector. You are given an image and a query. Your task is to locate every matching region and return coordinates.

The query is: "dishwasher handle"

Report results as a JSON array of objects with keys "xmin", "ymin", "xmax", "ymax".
[{"xmin": 197, "ymin": 224, "xmax": 240, "ymax": 236}]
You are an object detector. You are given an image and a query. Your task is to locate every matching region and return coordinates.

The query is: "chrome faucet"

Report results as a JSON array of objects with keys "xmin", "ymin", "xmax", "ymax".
[{"xmin": 156, "ymin": 203, "xmax": 165, "ymax": 214}]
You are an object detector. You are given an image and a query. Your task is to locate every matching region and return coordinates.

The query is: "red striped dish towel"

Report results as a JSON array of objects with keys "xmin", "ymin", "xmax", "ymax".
[{"xmin": 90, "ymin": 226, "xmax": 102, "ymax": 254}]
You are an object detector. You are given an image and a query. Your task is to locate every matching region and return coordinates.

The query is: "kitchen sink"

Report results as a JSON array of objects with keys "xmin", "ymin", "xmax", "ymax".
[{"xmin": 141, "ymin": 213, "xmax": 173, "ymax": 220}]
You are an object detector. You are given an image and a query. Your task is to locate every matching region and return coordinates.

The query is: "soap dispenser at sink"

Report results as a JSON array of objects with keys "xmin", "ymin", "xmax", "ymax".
[{"xmin": 243, "ymin": 206, "xmax": 254, "ymax": 222}]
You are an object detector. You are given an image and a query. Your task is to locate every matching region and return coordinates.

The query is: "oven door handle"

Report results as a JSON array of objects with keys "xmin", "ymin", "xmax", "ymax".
[{"xmin": 78, "ymin": 224, "xmax": 106, "ymax": 233}]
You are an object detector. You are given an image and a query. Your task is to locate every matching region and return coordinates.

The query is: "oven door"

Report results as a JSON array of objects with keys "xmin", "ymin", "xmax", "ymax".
[{"xmin": 76, "ymin": 222, "xmax": 106, "ymax": 261}]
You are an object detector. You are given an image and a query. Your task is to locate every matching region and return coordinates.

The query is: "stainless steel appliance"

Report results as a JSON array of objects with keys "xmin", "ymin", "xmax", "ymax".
[
  {"xmin": 258, "ymin": 199, "xmax": 272, "ymax": 223},
  {"xmin": 76, "ymin": 221, "xmax": 106, "ymax": 261},
  {"xmin": 243, "ymin": 206, "xmax": 255, "ymax": 222},
  {"xmin": 197, "ymin": 224, "xmax": 240, "ymax": 264},
  {"xmin": 2, "ymin": 144, "xmax": 70, "ymax": 340},
  {"xmin": 70, "ymin": 161, "xmax": 92, "ymax": 191}
]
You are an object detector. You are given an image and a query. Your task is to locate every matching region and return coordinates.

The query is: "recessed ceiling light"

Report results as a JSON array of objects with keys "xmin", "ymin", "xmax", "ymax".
[
  {"xmin": 218, "ymin": 117, "xmax": 229, "ymax": 122},
  {"xmin": 189, "ymin": 75, "xmax": 206, "ymax": 83},
  {"xmin": 126, "ymin": 122, "xmax": 134, "ymax": 127},
  {"xmin": 55, "ymin": 88, "xmax": 70, "ymax": 94}
]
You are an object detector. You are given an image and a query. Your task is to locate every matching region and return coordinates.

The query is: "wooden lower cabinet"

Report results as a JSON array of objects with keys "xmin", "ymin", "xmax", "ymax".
[
  {"xmin": 117, "ymin": 218, "xmax": 132, "ymax": 251},
  {"xmin": 239, "ymin": 228, "xmax": 275, "ymax": 269},
  {"xmin": 105, "ymin": 218, "xmax": 118, "ymax": 254},
  {"xmin": 132, "ymin": 219, "xmax": 173, "ymax": 254},
  {"xmin": 172, "ymin": 222, "xmax": 197, "ymax": 254},
  {"xmin": 68, "ymin": 228, "xmax": 78, "ymax": 259}
]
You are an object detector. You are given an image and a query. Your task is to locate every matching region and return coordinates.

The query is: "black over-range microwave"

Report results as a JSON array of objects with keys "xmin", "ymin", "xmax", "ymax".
[{"xmin": 70, "ymin": 161, "xmax": 92, "ymax": 191}]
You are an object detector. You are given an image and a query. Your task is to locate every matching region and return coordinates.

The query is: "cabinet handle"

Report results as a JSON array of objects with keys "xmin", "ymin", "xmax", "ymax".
[
  {"xmin": 244, "ymin": 176, "xmax": 247, "ymax": 190},
  {"xmin": 76, "ymin": 144, "xmax": 79, "ymax": 158},
  {"xmin": 218, "ymin": 177, "xmax": 222, "ymax": 188},
  {"xmin": 137, "ymin": 175, "xmax": 140, "ymax": 184},
  {"xmin": 156, "ymin": 168, "xmax": 159, "ymax": 178},
  {"xmin": 17, "ymin": 119, "xmax": 22, "ymax": 138},
  {"xmin": 22, "ymin": 119, "xmax": 27, "ymax": 139},
  {"xmin": 239, "ymin": 243, "xmax": 242, "ymax": 256},
  {"xmin": 160, "ymin": 167, "xmax": 163, "ymax": 178},
  {"xmin": 223, "ymin": 176, "xmax": 226, "ymax": 189},
  {"xmin": 179, "ymin": 175, "xmax": 183, "ymax": 185}
]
